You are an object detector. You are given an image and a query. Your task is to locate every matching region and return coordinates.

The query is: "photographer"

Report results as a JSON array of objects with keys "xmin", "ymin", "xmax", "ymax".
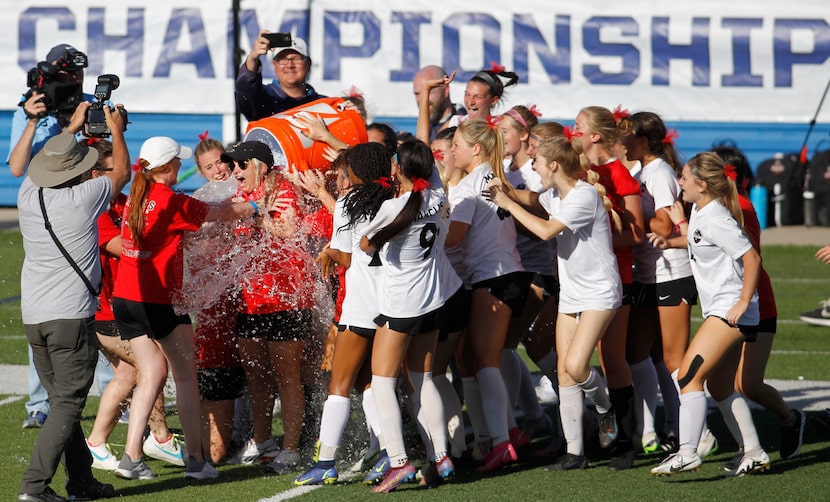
[
  {"xmin": 235, "ymin": 31, "xmax": 325, "ymax": 122},
  {"xmin": 8, "ymin": 44, "xmax": 93, "ymax": 177}
]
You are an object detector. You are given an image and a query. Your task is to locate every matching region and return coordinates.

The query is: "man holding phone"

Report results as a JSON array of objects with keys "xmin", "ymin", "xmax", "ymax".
[{"xmin": 235, "ymin": 30, "xmax": 325, "ymax": 122}]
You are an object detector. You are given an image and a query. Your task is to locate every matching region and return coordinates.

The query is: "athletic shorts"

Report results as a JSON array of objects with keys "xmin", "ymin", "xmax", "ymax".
[
  {"xmin": 95, "ymin": 320, "xmax": 119, "ymax": 338},
  {"xmin": 197, "ymin": 367, "xmax": 246, "ymax": 401},
  {"xmin": 758, "ymin": 317, "xmax": 777, "ymax": 334},
  {"xmin": 531, "ymin": 273, "xmax": 559, "ymax": 298},
  {"xmin": 374, "ymin": 305, "xmax": 442, "ymax": 337},
  {"xmin": 635, "ymin": 276, "xmax": 698, "ymax": 308},
  {"xmin": 338, "ymin": 324, "xmax": 376, "ymax": 339},
  {"xmin": 712, "ymin": 316, "xmax": 758, "ymax": 342},
  {"xmin": 621, "ymin": 282, "xmax": 635, "ymax": 306},
  {"xmin": 472, "ymin": 271, "xmax": 532, "ymax": 318},
  {"xmin": 438, "ymin": 287, "xmax": 471, "ymax": 341},
  {"xmin": 236, "ymin": 309, "xmax": 312, "ymax": 342},
  {"xmin": 113, "ymin": 298, "xmax": 191, "ymax": 341}
]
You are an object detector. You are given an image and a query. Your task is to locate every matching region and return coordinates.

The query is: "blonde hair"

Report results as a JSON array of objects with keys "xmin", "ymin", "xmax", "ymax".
[
  {"xmin": 687, "ymin": 151, "xmax": 743, "ymax": 227},
  {"xmin": 578, "ymin": 106, "xmax": 620, "ymax": 151},
  {"xmin": 457, "ymin": 118, "xmax": 512, "ymax": 190}
]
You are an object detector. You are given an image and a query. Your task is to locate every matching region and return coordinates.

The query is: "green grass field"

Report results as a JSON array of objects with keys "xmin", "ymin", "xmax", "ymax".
[{"xmin": 1, "ymin": 229, "xmax": 829, "ymax": 500}]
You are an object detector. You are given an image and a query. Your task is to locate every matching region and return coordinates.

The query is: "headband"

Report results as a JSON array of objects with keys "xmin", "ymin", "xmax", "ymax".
[{"xmin": 504, "ymin": 109, "xmax": 528, "ymax": 131}]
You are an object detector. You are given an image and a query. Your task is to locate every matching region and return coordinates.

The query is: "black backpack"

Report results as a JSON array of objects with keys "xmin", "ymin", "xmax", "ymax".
[{"xmin": 755, "ymin": 153, "xmax": 806, "ymax": 226}]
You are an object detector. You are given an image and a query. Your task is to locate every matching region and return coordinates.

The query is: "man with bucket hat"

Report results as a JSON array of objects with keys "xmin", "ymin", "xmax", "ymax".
[{"xmin": 16, "ymin": 107, "xmax": 129, "ymax": 502}]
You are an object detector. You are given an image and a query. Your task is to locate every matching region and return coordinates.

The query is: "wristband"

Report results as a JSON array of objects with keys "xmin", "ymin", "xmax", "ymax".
[
  {"xmin": 676, "ymin": 219, "xmax": 687, "ymax": 226},
  {"xmin": 249, "ymin": 200, "xmax": 259, "ymax": 216}
]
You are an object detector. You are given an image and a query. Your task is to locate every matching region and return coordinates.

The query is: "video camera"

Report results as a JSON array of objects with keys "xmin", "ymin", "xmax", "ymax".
[
  {"xmin": 22, "ymin": 46, "xmax": 88, "ymax": 119},
  {"xmin": 84, "ymin": 74, "xmax": 129, "ymax": 138}
]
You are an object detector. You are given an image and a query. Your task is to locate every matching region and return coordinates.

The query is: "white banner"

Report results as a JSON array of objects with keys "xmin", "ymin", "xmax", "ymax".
[{"xmin": 2, "ymin": 0, "xmax": 829, "ymax": 122}]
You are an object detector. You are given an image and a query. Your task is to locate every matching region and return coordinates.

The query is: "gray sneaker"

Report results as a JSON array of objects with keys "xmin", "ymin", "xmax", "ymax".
[
  {"xmin": 184, "ymin": 455, "xmax": 219, "ymax": 480},
  {"xmin": 800, "ymin": 299, "xmax": 830, "ymax": 326},
  {"xmin": 114, "ymin": 454, "xmax": 156, "ymax": 480}
]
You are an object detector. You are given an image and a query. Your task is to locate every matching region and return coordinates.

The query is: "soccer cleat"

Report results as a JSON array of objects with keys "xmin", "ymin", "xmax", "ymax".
[
  {"xmin": 114, "ymin": 454, "xmax": 156, "ymax": 480},
  {"xmin": 543, "ymin": 452, "xmax": 588, "ymax": 471},
  {"xmin": 369, "ymin": 462, "xmax": 416, "ymax": 493},
  {"xmin": 476, "ymin": 440, "xmax": 517, "ymax": 472},
  {"xmin": 535, "ymin": 375, "xmax": 559, "ymax": 404},
  {"xmin": 294, "ymin": 464, "xmax": 338, "ymax": 486},
  {"xmin": 418, "ymin": 455, "xmax": 455, "ymax": 488},
  {"xmin": 598, "ymin": 410, "xmax": 618, "ymax": 448},
  {"xmin": 650, "ymin": 452, "xmax": 702, "ymax": 476},
  {"xmin": 608, "ymin": 447, "xmax": 635, "ymax": 471},
  {"xmin": 17, "ymin": 486, "xmax": 66, "ymax": 502},
  {"xmin": 143, "ymin": 433, "xmax": 186, "ymax": 467},
  {"xmin": 720, "ymin": 448, "xmax": 744, "ymax": 472},
  {"xmin": 263, "ymin": 449, "xmax": 302, "ymax": 475},
  {"xmin": 799, "ymin": 298, "xmax": 830, "ymax": 327},
  {"xmin": 349, "ymin": 446, "xmax": 380, "ymax": 473},
  {"xmin": 228, "ymin": 438, "xmax": 280, "ymax": 465},
  {"xmin": 698, "ymin": 429, "xmax": 719, "ymax": 458},
  {"xmin": 660, "ymin": 434, "xmax": 679, "ymax": 453},
  {"xmin": 509, "ymin": 427, "xmax": 530, "ymax": 449},
  {"xmin": 363, "ymin": 454, "xmax": 391, "ymax": 485},
  {"xmin": 22, "ymin": 411, "xmax": 47, "ymax": 429},
  {"xmin": 65, "ymin": 478, "xmax": 115, "ymax": 500},
  {"xmin": 642, "ymin": 433, "xmax": 661, "ymax": 454},
  {"xmin": 722, "ymin": 450, "xmax": 771, "ymax": 477},
  {"xmin": 87, "ymin": 440, "xmax": 119, "ymax": 471},
  {"xmin": 780, "ymin": 409, "xmax": 805, "ymax": 459},
  {"xmin": 183, "ymin": 455, "xmax": 219, "ymax": 480}
]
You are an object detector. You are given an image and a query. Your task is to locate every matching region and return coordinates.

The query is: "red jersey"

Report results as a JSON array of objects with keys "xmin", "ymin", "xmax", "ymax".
[
  {"xmin": 592, "ymin": 158, "xmax": 641, "ymax": 284},
  {"xmin": 96, "ymin": 193, "xmax": 127, "ymax": 321},
  {"xmin": 195, "ymin": 296, "xmax": 241, "ymax": 369},
  {"xmin": 235, "ymin": 177, "xmax": 316, "ymax": 315},
  {"xmin": 114, "ymin": 183, "xmax": 209, "ymax": 304},
  {"xmin": 739, "ymin": 194, "xmax": 777, "ymax": 320}
]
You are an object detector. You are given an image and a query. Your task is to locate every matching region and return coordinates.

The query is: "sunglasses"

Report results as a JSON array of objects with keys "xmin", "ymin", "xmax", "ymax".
[{"xmin": 231, "ymin": 159, "xmax": 253, "ymax": 171}]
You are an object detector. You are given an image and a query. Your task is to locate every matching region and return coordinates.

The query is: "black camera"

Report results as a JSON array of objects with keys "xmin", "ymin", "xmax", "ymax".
[
  {"xmin": 85, "ymin": 74, "xmax": 129, "ymax": 138},
  {"xmin": 22, "ymin": 48, "xmax": 88, "ymax": 119},
  {"xmin": 264, "ymin": 32, "xmax": 292, "ymax": 49}
]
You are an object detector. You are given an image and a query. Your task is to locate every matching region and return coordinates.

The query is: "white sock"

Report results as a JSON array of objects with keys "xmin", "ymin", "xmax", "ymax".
[
  {"xmin": 434, "ymin": 371, "xmax": 466, "ymax": 457},
  {"xmin": 517, "ymin": 359, "xmax": 545, "ymax": 422},
  {"xmin": 371, "ymin": 375, "xmax": 406, "ymax": 468},
  {"xmin": 409, "ymin": 371, "xmax": 448, "ymax": 461},
  {"xmin": 717, "ymin": 391, "xmax": 761, "ymax": 453},
  {"xmin": 578, "ymin": 367, "xmax": 611, "ymax": 413},
  {"xmin": 500, "ymin": 349, "xmax": 522, "ymax": 407},
  {"xmin": 629, "ymin": 358, "xmax": 659, "ymax": 438},
  {"xmin": 659, "ymin": 363, "xmax": 680, "ymax": 436},
  {"xmin": 362, "ymin": 388, "xmax": 383, "ymax": 450},
  {"xmin": 678, "ymin": 390, "xmax": 706, "ymax": 455},
  {"xmin": 462, "ymin": 377, "xmax": 490, "ymax": 443},
  {"xmin": 535, "ymin": 350, "xmax": 557, "ymax": 384},
  {"xmin": 476, "ymin": 367, "xmax": 510, "ymax": 445},
  {"xmin": 559, "ymin": 384, "xmax": 584, "ymax": 456},
  {"xmin": 318, "ymin": 395, "xmax": 350, "ymax": 461}
]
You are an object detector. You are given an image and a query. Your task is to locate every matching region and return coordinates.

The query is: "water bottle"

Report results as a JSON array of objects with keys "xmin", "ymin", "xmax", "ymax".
[
  {"xmin": 803, "ymin": 190, "xmax": 816, "ymax": 227},
  {"xmin": 750, "ymin": 184, "xmax": 768, "ymax": 230}
]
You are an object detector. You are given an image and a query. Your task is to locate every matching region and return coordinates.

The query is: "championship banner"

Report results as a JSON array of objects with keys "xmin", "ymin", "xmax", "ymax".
[{"xmin": 1, "ymin": 0, "xmax": 828, "ymax": 122}]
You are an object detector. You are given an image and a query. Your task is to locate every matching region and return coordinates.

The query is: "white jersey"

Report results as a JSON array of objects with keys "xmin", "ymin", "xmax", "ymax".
[
  {"xmin": 363, "ymin": 179, "xmax": 461, "ymax": 318},
  {"xmin": 505, "ymin": 159, "xmax": 557, "ymax": 277},
  {"xmin": 538, "ymin": 180, "xmax": 621, "ymax": 313},
  {"xmin": 448, "ymin": 162, "xmax": 524, "ymax": 284},
  {"xmin": 687, "ymin": 200, "xmax": 759, "ymax": 325},
  {"xmin": 634, "ymin": 158, "xmax": 693, "ymax": 283},
  {"xmin": 330, "ymin": 197, "xmax": 382, "ymax": 330}
]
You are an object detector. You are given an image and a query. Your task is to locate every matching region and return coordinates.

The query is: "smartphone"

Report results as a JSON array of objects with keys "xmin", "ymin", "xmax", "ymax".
[{"xmin": 264, "ymin": 32, "xmax": 292, "ymax": 49}]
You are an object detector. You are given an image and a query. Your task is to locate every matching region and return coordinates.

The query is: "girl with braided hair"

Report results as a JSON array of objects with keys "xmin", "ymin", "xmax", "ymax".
[{"xmin": 447, "ymin": 64, "xmax": 520, "ymax": 127}]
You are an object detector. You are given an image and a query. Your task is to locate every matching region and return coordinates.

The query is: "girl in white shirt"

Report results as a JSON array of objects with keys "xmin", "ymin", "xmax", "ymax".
[
  {"xmin": 487, "ymin": 134, "xmax": 621, "ymax": 470},
  {"xmin": 649, "ymin": 152, "xmax": 762, "ymax": 476}
]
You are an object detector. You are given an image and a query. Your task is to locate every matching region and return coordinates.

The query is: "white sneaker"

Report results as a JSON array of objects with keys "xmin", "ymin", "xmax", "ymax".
[
  {"xmin": 535, "ymin": 376, "xmax": 559, "ymax": 404},
  {"xmin": 229, "ymin": 438, "xmax": 280, "ymax": 465},
  {"xmin": 697, "ymin": 429, "xmax": 719, "ymax": 458},
  {"xmin": 722, "ymin": 450, "xmax": 771, "ymax": 477},
  {"xmin": 650, "ymin": 451, "xmax": 702, "ymax": 476},
  {"xmin": 143, "ymin": 433, "xmax": 186, "ymax": 466},
  {"xmin": 264, "ymin": 449, "xmax": 302, "ymax": 475},
  {"xmin": 184, "ymin": 455, "xmax": 219, "ymax": 480},
  {"xmin": 87, "ymin": 440, "xmax": 119, "ymax": 471}
]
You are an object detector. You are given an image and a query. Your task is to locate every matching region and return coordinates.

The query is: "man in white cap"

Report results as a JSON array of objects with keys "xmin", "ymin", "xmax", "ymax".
[
  {"xmin": 17, "ymin": 107, "xmax": 129, "ymax": 502},
  {"xmin": 235, "ymin": 31, "xmax": 325, "ymax": 121}
]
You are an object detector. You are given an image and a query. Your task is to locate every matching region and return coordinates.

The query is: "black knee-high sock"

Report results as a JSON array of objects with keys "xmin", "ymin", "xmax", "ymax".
[{"xmin": 609, "ymin": 385, "xmax": 635, "ymax": 449}]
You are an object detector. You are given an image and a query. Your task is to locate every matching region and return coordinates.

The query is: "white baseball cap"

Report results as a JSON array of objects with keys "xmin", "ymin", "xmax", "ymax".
[
  {"xmin": 139, "ymin": 136, "xmax": 192, "ymax": 170},
  {"xmin": 274, "ymin": 38, "xmax": 308, "ymax": 60}
]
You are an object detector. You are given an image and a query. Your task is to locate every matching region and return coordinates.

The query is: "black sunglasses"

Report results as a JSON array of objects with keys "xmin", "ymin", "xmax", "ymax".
[{"xmin": 231, "ymin": 159, "xmax": 252, "ymax": 171}]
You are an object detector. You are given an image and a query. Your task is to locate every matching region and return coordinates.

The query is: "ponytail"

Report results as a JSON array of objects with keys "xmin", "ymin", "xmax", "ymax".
[{"xmin": 687, "ymin": 152, "xmax": 744, "ymax": 228}]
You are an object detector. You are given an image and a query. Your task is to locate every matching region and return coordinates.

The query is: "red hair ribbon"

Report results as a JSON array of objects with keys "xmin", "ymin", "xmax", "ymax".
[
  {"xmin": 130, "ymin": 157, "xmax": 142, "ymax": 173},
  {"xmin": 198, "ymin": 130, "xmax": 209, "ymax": 142},
  {"xmin": 343, "ymin": 85, "xmax": 364, "ymax": 99},
  {"xmin": 85, "ymin": 137, "xmax": 101, "ymax": 145},
  {"xmin": 412, "ymin": 177, "xmax": 430, "ymax": 192},
  {"xmin": 612, "ymin": 105, "xmax": 630, "ymax": 123},
  {"xmin": 724, "ymin": 164, "xmax": 738, "ymax": 182},
  {"xmin": 486, "ymin": 115, "xmax": 502, "ymax": 129},
  {"xmin": 376, "ymin": 176, "xmax": 392, "ymax": 189},
  {"xmin": 527, "ymin": 104, "xmax": 542, "ymax": 117},
  {"xmin": 562, "ymin": 125, "xmax": 583, "ymax": 143},
  {"xmin": 489, "ymin": 61, "xmax": 505, "ymax": 74},
  {"xmin": 432, "ymin": 149, "xmax": 445, "ymax": 162},
  {"xmin": 663, "ymin": 129, "xmax": 679, "ymax": 145}
]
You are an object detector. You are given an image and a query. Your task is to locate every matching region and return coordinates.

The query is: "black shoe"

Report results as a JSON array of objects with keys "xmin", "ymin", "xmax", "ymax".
[
  {"xmin": 65, "ymin": 478, "xmax": 114, "ymax": 501},
  {"xmin": 660, "ymin": 434, "xmax": 679, "ymax": 453},
  {"xmin": 780, "ymin": 409, "xmax": 805, "ymax": 459},
  {"xmin": 543, "ymin": 453, "xmax": 588, "ymax": 471},
  {"xmin": 18, "ymin": 486, "xmax": 66, "ymax": 502},
  {"xmin": 608, "ymin": 447, "xmax": 635, "ymax": 471}
]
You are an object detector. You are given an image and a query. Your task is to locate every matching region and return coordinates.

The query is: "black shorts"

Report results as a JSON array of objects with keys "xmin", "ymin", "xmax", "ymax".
[
  {"xmin": 635, "ymin": 277, "xmax": 698, "ymax": 308},
  {"xmin": 95, "ymin": 320, "xmax": 119, "ymax": 338},
  {"xmin": 713, "ymin": 316, "xmax": 758, "ymax": 342},
  {"xmin": 338, "ymin": 324, "xmax": 376, "ymax": 339},
  {"xmin": 758, "ymin": 317, "xmax": 777, "ymax": 334},
  {"xmin": 236, "ymin": 309, "xmax": 313, "ymax": 341},
  {"xmin": 472, "ymin": 271, "xmax": 532, "ymax": 318},
  {"xmin": 197, "ymin": 367, "xmax": 246, "ymax": 401},
  {"xmin": 375, "ymin": 305, "xmax": 442, "ymax": 337},
  {"xmin": 113, "ymin": 298, "xmax": 192, "ymax": 341},
  {"xmin": 531, "ymin": 273, "xmax": 559, "ymax": 298},
  {"xmin": 621, "ymin": 282, "xmax": 635, "ymax": 306},
  {"xmin": 438, "ymin": 287, "xmax": 471, "ymax": 340}
]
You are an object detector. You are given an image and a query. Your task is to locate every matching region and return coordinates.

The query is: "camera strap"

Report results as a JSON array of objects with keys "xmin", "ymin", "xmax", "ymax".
[{"xmin": 38, "ymin": 187, "xmax": 101, "ymax": 297}]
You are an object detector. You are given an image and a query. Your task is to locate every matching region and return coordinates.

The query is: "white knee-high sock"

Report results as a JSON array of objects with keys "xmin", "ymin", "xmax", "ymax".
[
  {"xmin": 461, "ymin": 377, "xmax": 489, "ymax": 443},
  {"xmin": 629, "ymin": 358, "xmax": 659, "ymax": 438},
  {"xmin": 476, "ymin": 367, "xmax": 510, "ymax": 445},
  {"xmin": 434, "ymin": 371, "xmax": 466, "ymax": 457},
  {"xmin": 362, "ymin": 388, "xmax": 383, "ymax": 450},
  {"xmin": 678, "ymin": 390, "xmax": 707, "ymax": 455},
  {"xmin": 371, "ymin": 375, "xmax": 407, "ymax": 467},
  {"xmin": 409, "ymin": 371, "xmax": 448, "ymax": 462},
  {"xmin": 318, "ymin": 395, "xmax": 350, "ymax": 461},
  {"xmin": 559, "ymin": 384, "xmax": 584, "ymax": 456},
  {"xmin": 517, "ymin": 358, "xmax": 545, "ymax": 422},
  {"xmin": 578, "ymin": 367, "xmax": 612, "ymax": 413},
  {"xmin": 659, "ymin": 362, "xmax": 680, "ymax": 436},
  {"xmin": 717, "ymin": 391, "xmax": 762, "ymax": 453}
]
